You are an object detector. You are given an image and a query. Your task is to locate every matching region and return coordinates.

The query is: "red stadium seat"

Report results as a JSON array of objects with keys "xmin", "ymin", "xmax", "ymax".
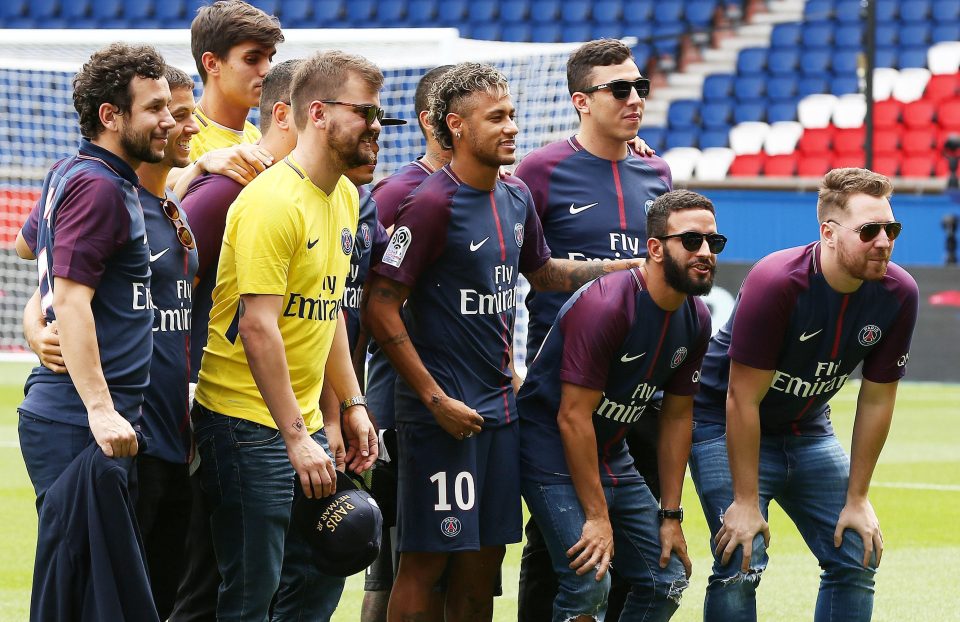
[
  {"xmin": 935, "ymin": 157, "xmax": 950, "ymax": 177},
  {"xmin": 833, "ymin": 127, "xmax": 866, "ymax": 155},
  {"xmin": 798, "ymin": 127, "xmax": 832, "ymax": 155},
  {"xmin": 937, "ymin": 98, "xmax": 960, "ymax": 131},
  {"xmin": 901, "ymin": 155, "xmax": 936, "ymax": 177},
  {"xmin": 873, "ymin": 99, "xmax": 902, "ymax": 130},
  {"xmin": 797, "ymin": 155, "xmax": 833, "ymax": 177},
  {"xmin": 872, "ymin": 156, "xmax": 900, "ymax": 178},
  {"xmin": 923, "ymin": 74, "xmax": 959, "ymax": 104},
  {"xmin": 728, "ymin": 154, "xmax": 765, "ymax": 177},
  {"xmin": 902, "ymin": 129, "xmax": 936, "ymax": 156},
  {"xmin": 903, "ymin": 100, "xmax": 936, "ymax": 130},
  {"xmin": 873, "ymin": 129, "xmax": 901, "ymax": 156},
  {"xmin": 763, "ymin": 153, "xmax": 799, "ymax": 176},
  {"xmin": 832, "ymin": 151, "xmax": 865, "ymax": 168}
]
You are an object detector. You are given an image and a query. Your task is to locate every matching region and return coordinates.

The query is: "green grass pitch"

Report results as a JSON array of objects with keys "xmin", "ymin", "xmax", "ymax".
[{"xmin": 0, "ymin": 361, "xmax": 957, "ymax": 621}]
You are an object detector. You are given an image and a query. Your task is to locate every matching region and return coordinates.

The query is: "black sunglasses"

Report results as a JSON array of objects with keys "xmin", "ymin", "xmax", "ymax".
[
  {"xmin": 161, "ymin": 199, "xmax": 196, "ymax": 250},
  {"xmin": 582, "ymin": 78, "xmax": 651, "ymax": 100},
  {"xmin": 321, "ymin": 100, "xmax": 385, "ymax": 126},
  {"xmin": 827, "ymin": 220, "xmax": 902, "ymax": 242},
  {"xmin": 657, "ymin": 231, "xmax": 727, "ymax": 254}
]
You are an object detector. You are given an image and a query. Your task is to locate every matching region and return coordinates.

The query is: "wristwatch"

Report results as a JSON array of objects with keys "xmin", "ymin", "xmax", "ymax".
[
  {"xmin": 658, "ymin": 507, "xmax": 684, "ymax": 523},
  {"xmin": 339, "ymin": 395, "xmax": 367, "ymax": 414}
]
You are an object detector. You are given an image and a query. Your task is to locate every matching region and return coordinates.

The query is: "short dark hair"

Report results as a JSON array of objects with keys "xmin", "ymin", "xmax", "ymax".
[
  {"xmin": 260, "ymin": 59, "xmax": 300, "ymax": 132},
  {"xmin": 291, "ymin": 51, "xmax": 384, "ymax": 130},
  {"xmin": 647, "ymin": 190, "xmax": 716, "ymax": 238},
  {"xmin": 164, "ymin": 66, "xmax": 195, "ymax": 92},
  {"xmin": 817, "ymin": 168, "xmax": 894, "ymax": 222},
  {"xmin": 427, "ymin": 63, "xmax": 510, "ymax": 151},
  {"xmin": 566, "ymin": 38, "xmax": 635, "ymax": 95},
  {"xmin": 191, "ymin": 0, "xmax": 284, "ymax": 83},
  {"xmin": 72, "ymin": 42, "xmax": 167, "ymax": 140},
  {"xmin": 414, "ymin": 65, "xmax": 454, "ymax": 138}
]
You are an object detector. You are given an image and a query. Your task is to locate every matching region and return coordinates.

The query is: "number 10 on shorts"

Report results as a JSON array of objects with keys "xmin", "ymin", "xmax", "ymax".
[{"xmin": 429, "ymin": 471, "xmax": 476, "ymax": 511}]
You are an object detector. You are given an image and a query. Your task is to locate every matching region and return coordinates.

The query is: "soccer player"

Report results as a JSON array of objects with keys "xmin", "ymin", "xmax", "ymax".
[
  {"xmin": 16, "ymin": 40, "xmax": 173, "ymax": 611},
  {"xmin": 363, "ymin": 62, "xmax": 644, "ymax": 622},
  {"xmin": 689, "ymin": 168, "xmax": 919, "ymax": 621},
  {"xmin": 167, "ymin": 0, "xmax": 283, "ymax": 195},
  {"xmin": 192, "ymin": 50, "xmax": 380, "ymax": 620},
  {"xmin": 518, "ymin": 189, "xmax": 723, "ymax": 621},
  {"xmin": 513, "ymin": 38, "xmax": 673, "ymax": 619}
]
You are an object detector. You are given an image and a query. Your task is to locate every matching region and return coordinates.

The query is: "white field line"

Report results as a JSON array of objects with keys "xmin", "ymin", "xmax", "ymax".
[{"xmin": 873, "ymin": 482, "xmax": 960, "ymax": 492}]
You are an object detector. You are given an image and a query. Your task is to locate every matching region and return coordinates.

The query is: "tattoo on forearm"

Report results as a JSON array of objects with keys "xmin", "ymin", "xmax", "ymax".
[
  {"xmin": 292, "ymin": 416, "xmax": 304, "ymax": 433},
  {"xmin": 370, "ymin": 283, "xmax": 403, "ymax": 302},
  {"xmin": 431, "ymin": 393, "xmax": 443, "ymax": 405},
  {"xmin": 383, "ymin": 332, "xmax": 409, "ymax": 347},
  {"xmin": 238, "ymin": 299, "xmax": 246, "ymax": 318},
  {"xmin": 528, "ymin": 259, "xmax": 607, "ymax": 293}
]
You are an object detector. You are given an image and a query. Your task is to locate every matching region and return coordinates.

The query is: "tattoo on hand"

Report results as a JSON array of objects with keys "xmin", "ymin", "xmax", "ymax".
[{"xmin": 384, "ymin": 332, "xmax": 409, "ymax": 347}]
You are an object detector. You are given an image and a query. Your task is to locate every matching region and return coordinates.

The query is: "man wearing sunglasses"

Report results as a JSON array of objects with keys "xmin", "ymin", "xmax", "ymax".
[
  {"xmin": 513, "ymin": 38, "xmax": 672, "ymax": 620},
  {"xmin": 517, "ymin": 189, "xmax": 722, "ymax": 621},
  {"xmin": 191, "ymin": 51, "xmax": 380, "ymax": 620},
  {"xmin": 689, "ymin": 168, "xmax": 919, "ymax": 622}
]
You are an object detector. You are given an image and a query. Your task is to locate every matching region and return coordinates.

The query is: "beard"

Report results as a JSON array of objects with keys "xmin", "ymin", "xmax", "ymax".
[
  {"xmin": 662, "ymin": 244, "xmax": 715, "ymax": 296},
  {"xmin": 120, "ymin": 121, "xmax": 165, "ymax": 164},
  {"xmin": 836, "ymin": 238, "xmax": 891, "ymax": 282},
  {"xmin": 467, "ymin": 131, "xmax": 515, "ymax": 168},
  {"xmin": 327, "ymin": 120, "xmax": 377, "ymax": 170}
]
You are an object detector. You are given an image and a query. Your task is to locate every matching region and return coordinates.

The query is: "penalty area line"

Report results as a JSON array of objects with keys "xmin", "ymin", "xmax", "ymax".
[{"xmin": 873, "ymin": 481, "xmax": 960, "ymax": 492}]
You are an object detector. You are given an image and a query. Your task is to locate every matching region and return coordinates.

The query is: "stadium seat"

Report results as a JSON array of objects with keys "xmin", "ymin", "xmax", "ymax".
[
  {"xmin": 798, "ymin": 127, "xmax": 833, "ymax": 155},
  {"xmin": 733, "ymin": 102, "xmax": 766, "ymax": 124},
  {"xmin": 661, "ymin": 147, "xmax": 702, "ymax": 182},
  {"xmin": 728, "ymin": 121, "xmax": 770, "ymax": 154},
  {"xmin": 902, "ymin": 129, "xmax": 936, "ymax": 155},
  {"xmin": 903, "ymin": 100, "xmax": 936, "ymax": 129},
  {"xmin": 872, "ymin": 156, "xmax": 900, "ymax": 178},
  {"xmin": 873, "ymin": 99, "xmax": 903, "ymax": 129},
  {"xmin": 899, "ymin": 46, "xmax": 931, "ymax": 70},
  {"xmin": 591, "ymin": 22, "xmax": 625, "ymax": 39},
  {"xmin": 767, "ymin": 75, "xmax": 798, "ymax": 99},
  {"xmin": 530, "ymin": 0, "xmax": 561, "ymax": 22},
  {"xmin": 875, "ymin": 47, "xmax": 899, "ymax": 70},
  {"xmin": 93, "ymin": 0, "xmax": 125, "ymax": 21},
  {"xmin": 767, "ymin": 99, "xmax": 799, "ymax": 123},
  {"xmin": 874, "ymin": 129, "xmax": 901, "ymax": 155},
  {"xmin": 125, "ymin": 0, "xmax": 153, "ymax": 21},
  {"xmin": 665, "ymin": 128, "xmax": 700, "ymax": 150},
  {"xmin": 800, "ymin": 48, "xmax": 833, "ymax": 76},
  {"xmin": 928, "ymin": 42, "xmax": 960, "ymax": 75},
  {"xmin": 728, "ymin": 154, "xmax": 764, "ymax": 177},
  {"xmin": 685, "ymin": 0, "xmax": 717, "ymax": 29},
  {"xmin": 280, "ymin": 0, "xmax": 311, "ymax": 23},
  {"xmin": 247, "ymin": 0, "xmax": 279, "ymax": 15},
  {"xmin": 832, "ymin": 94, "xmax": 867, "ymax": 129},
  {"xmin": 734, "ymin": 75, "xmax": 766, "ymax": 101},
  {"xmin": 28, "ymin": 0, "xmax": 57, "ymax": 19},
  {"xmin": 834, "ymin": 23, "xmax": 863, "ymax": 48},
  {"xmin": 345, "ymin": 0, "xmax": 375, "ymax": 24},
  {"xmin": 925, "ymin": 74, "xmax": 959, "ymax": 103},
  {"xmin": 797, "ymin": 76, "xmax": 830, "ymax": 98},
  {"xmin": 876, "ymin": 0, "xmax": 898, "ymax": 20},
  {"xmin": 900, "ymin": 24, "xmax": 931, "ymax": 48},
  {"xmin": 311, "ymin": 0, "xmax": 344, "ymax": 23},
  {"xmin": 832, "ymin": 49, "xmax": 860, "ymax": 76},
  {"xmin": 406, "ymin": 0, "xmax": 437, "ymax": 24},
  {"xmin": 830, "ymin": 75, "xmax": 860, "ymax": 97},
  {"xmin": 893, "ymin": 68, "xmax": 932, "ymax": 102},
  {"xmin": 701, "ymin": 100, "xmax": 733, "ymax": 129},
  {"xmin": 668, "ymin": 99, "xmax": 700, "ymax": 128},
  {"xmin": 694, "ymin": 147, "xmax": 736, "ymax": 181},
  {"xmin": 798, "ymin": 94, "xmax": 839, "ymax": 128},
  {"xmin": 833, "ymin": 151, "xmax": 866, "ymax": 168},
  {"xmin": 62, "ymin": 0, "xmax": 92, "ymax": 20},
  {"xmin": 932, "ymin": 0, "xmax": 960, "ymax": 21},
  {"xmin": 736, "ymin": 47, "xmax": 767, "ymax": 75},
  {"xmin": 436, "ymin": 0, "xmax": 467, "ymax": 24},
  {"xmin": 653, "ymin": 0, "xmax": 683, "ymax": 23},
  {"xmin": 623, "ymin": 0, "xmax": 654, "ymax": 25},
  {"xmin": 1, "ymin": 0, "xmax": 28, "ymax": 19},
  {"xmin": 702, "ymin": 73, "xmax": 735, "ymax": 99},
  {"xmin": 833, "ymin": 127, "xmax": 866, "ymax": 155},
  {"xmin": 377, "ymin": 0, "xmax": 406, "ymax": 23},
  {"xmin": 803, "ymin": 0, "xmax": 832, "ymax": 20},
  {"xmin": 763, "ymin": 153, "xmax": 799, "ymax": 176},
  {"xmin": 531, "ymin": 22, "xmax": 562, "ymax": 42},
  {"xmin": 899, "ymin": 0, "xmax": 932, "ymax": 22},
  {"xmin": 834, "ymin": 0, "xmax": 863, "ymax": 22},
  {"xmin": 641, "ymin": 126, "xmax": 667, "ymax": 153},
  {"xmin": 561, "ymin": 22, "xmax": 592, "ymax": 42},
  {"xmin": 875, "ymin": 24, "xmax": 899, "ymax": 48},
  {"xmin": 699, "ymin": 129, "xmax": 730, "ymax": 149},
  {"xmin": 872, "ymin": 68, "xmax": 899, "ymax": 99},
  {"xmin": 901, "ymin": 155, "xmax": 936, "ymax": 177},
  {"xmin": 501, "ymin": 22, "xmax": 532, "ymax": 41},
  {"xmin": 592, "ymin": 0, "xmax": 622, "ymax": 22},
  {"xmin": 652, "ymin": 22, "xmax": 684, "ymax": 57},
  {"xmin": 763, "ymin": 121, "xmax": 804, "ymax": 155},
  {"xmin": 767, "ymin": 48, "xmax": 800, "ymax": 76},
  {"xmin": 802, "ymin": 21, "xmax": 834, "ymax": 47},
  {"xmin": 797, "ymin": 155, "xmax": 833, "ymax": 176},
  {"xmin": 932, "ymin": 23, "xmax": 960, "ymax": 44},
  {"xmin": 469, "ymin": 22, "xmax": 502, "ymax": 40},
  {"xmin": 561, "ymin": 0, "xmax": 591, "ymax": 22},
  {"xmin": 468, "ymin": 0, "xmax": 498, "ymax": 22},
  {"xmin": 771, "ymin": 22, "xmax": 803, "ymax": 48},
  {"xmin": 500, "ymin": 0, "xmax": 529, "ymax": 21}
]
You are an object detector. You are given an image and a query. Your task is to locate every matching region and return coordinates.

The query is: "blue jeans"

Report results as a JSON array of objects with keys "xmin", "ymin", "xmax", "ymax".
[
  {"xmin": 688, "ymin": 422, "xmax": 877, "ymax": 622},
  {"xmin": 194, "ymin": 404, "xmax": 345, "ymax": 622},
  {"xmin": 521, "ymin": 479, "xmax": 687, "ymax": 622}
]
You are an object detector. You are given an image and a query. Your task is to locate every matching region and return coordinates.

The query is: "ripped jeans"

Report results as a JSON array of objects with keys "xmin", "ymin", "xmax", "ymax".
[
  {"xmin": 521, "ymin": 479, "xmax": 687, "ymax": 622},
  {"xmin": 688, "ymin": 422, "xmax": 877, "ymax": 622}
]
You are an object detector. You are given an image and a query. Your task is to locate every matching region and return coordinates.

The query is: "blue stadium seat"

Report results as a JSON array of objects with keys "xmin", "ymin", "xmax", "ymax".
[
  {"xmin": 591, "ymin": 21, "xmax": 625, "ymax": 39},
  {"xmin": 830, "ymin": 74, "xmax": 860, "ymax": 96},
  {"xmin": 652, "ymin": 22, "xmax": 684, "ymax": 57},
  {"xmin": 799, "ymin": 48, "xmax": 832, "ymax": 75},
  {"xmin": 702, "ymin": 73, "xmax": 734, "ymax": 99},
  {"xmin": 624, "ymin": 22, "xmax": 653, "ymax": 44},
  {"xmin": 500, "ymin": 0, "xmax": 530, "ymax": 21},
  {"xmin": 62, "ymin": 0, "xmax": 91, "ymax": 20},
  {"xmin": 29, "ymin": 0, "xmax": 58, "ymax": 19},
  {"xmin": 125, "ymin": 0, "xmax": 153, "ymax": 21},
  {"xmin": 899, "ymin": 24, "xmax": 931, "ymax": 47},
  {"xmin": 767, "ymin": 75, "xmax": 798, "ymax": 98},
  {"xmin": 834, "ymin": 23, "xmax": 863, "ymax": 48},
  {"xmin": 562, "ymin": 0, "xmax": 591, "ymax": 22},
  {"xmin": 876, "ymin": 0, "xmax": 898, "ymax": 20},
  {"xmin": 531, "ymin": 22, "xmax": 562, "ymax": 42},
  {"xmin": 593, "ymin": 0, "xmax": 622, "ymax": 22},
  {"xmin": 770, "ymin": 22, "xmax": 802, "ymax": 48},
  {"xmin": 436, "ymin": 0, "xmax": 467, "ymax": 24},
  {"xmin": 733, "ymin": 101, "xmax": 766, "ymax": 124},
  {"xmin": 736, "ymin": 47, "xmax": 767, "ymax": 75},
  {"xmin": 797, "ymin": 76, "xmax": 829, "ymax": 97},
  {"xmin": 932, "ymin": 23, "xmax": 960, "ymax": 43},
  {"xmin": 734, "ymin": 75, "xmax": 766, "ymax": 100},
  {"xmin": 98, "ymin": 18, "xmax": 128, "ymax": 28},
  {"xmin": 406, "ymin": 0, "xmax": 436, "ymax": 24},
  {"xmin": 899, "ymin": 0, "xmax": 931, "ymax": 22},
  {"xmin": 92, "ymin": 0, "xmax": 124, "ymax": 21},
  {"xmin": 1, "ymin": 0, "xmax": 28, "ymax": 20},
  {"xmin": 833, "ymin": 0, "xmax": 863, "ymax": 21},
  {"xmin": 699, "ymin": 129, "xmax": 729, "ymax": 149},
  {"xmin": 501, "ymin": 22, "xmax": 532, "ymax": 41},
  {"xmin": 468, "ymin": 0, "xmax": 498, "ymax": 23},
  {"xmin": 874, "ymin": 47, "xmax": 898, "ymax": 68},
  {"xmin": 311, "ymin": 0, "xmax": 344, "ymax": 24},
  {"xmin": 932, "ymin": 0, "xmax": 960, "ymax": 21},
  {"xmin": 898, "ymin": 45, "xmax": 930, "ymax": 68},
  {"xmin": 686, "ymin": 1, "xmax": 716, "ymax": 29},
  {"xmin": 640, "ymin": 126, "xmax": 666, "ymax": 153},
  {"xmin": 280, "ymin": 0, "xmax": 310, "ymax": 23},
  {"xmin": 155, "ymin": 0, "xmax": 185, "ymax": 22},
  {"xmin": 832, "ymin": 50, "xmax": 859, "ymax": 74},
  {"xmin": 801, "ymin": 21, "xmax": 833, "ymax": 47},
  {"xmin": 653, "ymin": 0, "xmax": 684, "ymax": 24},
  {"xmin": 247, "ymin": 0, "xmax": 279, "ymax": 16},
  {"xmin": 875, "ymin": 23, "xmax": 898, "ymax": 47},
  {"xmin": 767, "ymin": 48, "xmax": 800, "ymax": 76},
  {"xmin": 767, "ymin": 100, "xmax": 798, "ymax": 122},
  {"xmin": 665, "ymin": 128, "xmax": 699, "ymax": 150},
  {"xmin": 377, "ymin": 0, "xmax": 406, "ymax": 23},
  {"xmin": 562, "ymin": 22, "xmax": 593, "ymax": 41},
  {"xmin": 668, "ymin": 99, "xmax": 700, "ymax": 128},
  {"xmin": 803, "ymin": 0, "xmax": 832, "ymax": 20},
  {"xmin": 633, "ymin": 46, "xmax": 651, "ymax": 71},
  {"xmin": 468, "ymin": 22, "xmax": 501, "ymax": 40},
  {"xmin": 700, "ymin": 100, "xmax": 733, "ymax": 129},
  {"xmin": 623, "ymin": 0, "xmax": 654, "ymax": 25},
  {"xmin": 530, "ymin": 0, "xmax": 561, "ymax": 22},
  {"xmin": 346, "ymin": 0, "xmax": 375, "ymax": 24}
]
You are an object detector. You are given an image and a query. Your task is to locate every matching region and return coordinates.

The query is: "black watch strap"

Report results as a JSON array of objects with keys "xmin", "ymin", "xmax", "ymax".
[{"xmin": 658, "ymin": 507, "xmax": 683, "ymax": 522}]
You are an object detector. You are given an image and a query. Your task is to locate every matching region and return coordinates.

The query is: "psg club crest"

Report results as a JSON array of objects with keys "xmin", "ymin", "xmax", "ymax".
[
  {"xmin": 341, "ymin": 228, "xmax": 353, "ymax": 255},
  {"xmin": 358, "ymin": 222, "xmax": 372, "ymax": 249},
  {"xmin": 670, "ymin": 347, "xmax": 688, "ymax": 368},
  {"xmin": 440, "ymin": 516, "xmax": 461, "ymax": 538},
  {"xmin": 514, "ymin": 223, "xmax": 524, "ymax": 248},
  {"xmin": 858, "ymin": 324, "xmax": 881, "ymax": 346}
]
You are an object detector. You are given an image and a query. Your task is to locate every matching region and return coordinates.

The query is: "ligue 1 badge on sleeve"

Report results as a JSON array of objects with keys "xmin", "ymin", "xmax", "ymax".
[
  {"xmin": 514, "ymin": 222, "xmax": 524, "ymax": 248},
  {"xmin": 383, "ymin": 226, "xmax": 412, "ymax": 268}
]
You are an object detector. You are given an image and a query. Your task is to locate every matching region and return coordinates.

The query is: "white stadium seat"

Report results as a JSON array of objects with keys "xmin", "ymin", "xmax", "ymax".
[
  {"xmin": 928, "ymin": 42, "xmax": 960, "ymax": 75},
  {"xmin": 872, "ymin": 68, "xmax": 899, "ymax": 100},
  {"xmin": 797, "ymin": 94, "xmax": 838, "ymax": 129},
  {"xmin": 728, "ymin": 122, "xmax": 770, "ymax": 155},
  {"xmin": 763, "ymin": 121, "xmax": 804, "ymax": 156},
  {"xmin": 661, "ymin": 147, "xmax": 702, "ymax": 182},
  {"xmin": 694, "ymin": 148, "xmax": 736, "ymax": 181},
  {"xmin": 832, "ymin": 94, "xmax": 867, "ymax": 128},
  {"xmin": 892, "ymin": 68, "xmax": 932, "ymax": 103}
]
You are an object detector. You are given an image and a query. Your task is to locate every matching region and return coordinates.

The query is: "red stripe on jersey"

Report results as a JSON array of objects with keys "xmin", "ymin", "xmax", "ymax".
[
  {"xmin": 489, "ymin": 192, "xmax": 506, "ymax": 262},
  {"xmin": 830, "ymin": 295, "xmax": 850, "ymax": 359},
  {"xmin": 646, "ymin": 311, "xmax": 673, "ymax": 379},
  {"xmin": 500, "ymin": 313, "xmax": 512, "ymax": 423},
  {"xmin": 790, "ymin": 395, "xmax": 818, "ymax": 435},
  {"xmin": 601, "ymin": 427, "xmax": 628, "ymax": 486},
  {"xmin": 611, "ymin": 161, "xmax": 626, "ymax": 230}
]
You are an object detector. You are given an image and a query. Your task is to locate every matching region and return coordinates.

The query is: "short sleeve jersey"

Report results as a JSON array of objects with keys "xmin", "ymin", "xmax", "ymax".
[
  {"xmin": 518, "ymin": 269, "xmax": 711, "ymax": 485},
  {"xmin": 695, "ymin": 243, "xmax": 919, "ymax": 435},
  {"xmin": 372, "ymin": 166, "xmax": 551, "ymax": 426},
  {"xmin": 179, "ymin": 173, "xmax": 245, "ymax": 381},
  {"xmin": 19, "ymin": 140, "xmax": 153, "ymax": 424},
  {"xmin": 515, "ymin": 137, "xmax": 673, "ymax": 360},
  {"xmin": 369, "ymin": 158, "xmax": 434, "ymax": 229},
  {"xmin": 189, "ymin": 107, "xmax": 261, "ymax": 161},
  {"xmin": 195, "ymin": 157, "xmax": 359, "ymax": 432},
  {"xmin": 139, "ymin": 190, "xmax": 199, "ymax": 463},
  {"xmin": 342, "ymin": 186, "xmax": 389, "ymax": 350}
]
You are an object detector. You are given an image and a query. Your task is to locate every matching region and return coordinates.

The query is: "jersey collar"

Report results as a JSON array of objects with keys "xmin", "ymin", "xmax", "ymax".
[{"xmin": 78, "ymin": 138, "xmax": 139, "ymax": 186}]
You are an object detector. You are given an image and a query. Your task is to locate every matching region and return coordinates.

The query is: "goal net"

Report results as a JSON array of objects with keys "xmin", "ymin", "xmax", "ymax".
[{"xmin": 0, "ymin": 28, "xmax": 581, "ymax": 365}]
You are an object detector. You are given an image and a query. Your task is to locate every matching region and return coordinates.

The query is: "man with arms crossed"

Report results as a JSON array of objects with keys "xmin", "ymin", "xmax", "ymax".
[
  {"xmin": 364, "ymin": 62, "xmax": 644, "ymax": 622},
  {"xmin": 192, "ymin": 50, "xmax": 380, "ymax": 620},
  {"xmin": 689, "ymin": 168, "xmax": 919, "ymax": 621},
  {"xmin": 518, "ymin": 189, "xmax": 724, "ymax": 621}
]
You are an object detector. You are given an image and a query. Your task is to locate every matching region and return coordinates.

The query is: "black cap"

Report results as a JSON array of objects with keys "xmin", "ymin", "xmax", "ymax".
[
  {"xmin": 381, "ymin": 116, "xmax": 407, "ymax": 126},
  {"xmin": 291, "ymin": 471, "xmax": 383, "ymax": 577}
]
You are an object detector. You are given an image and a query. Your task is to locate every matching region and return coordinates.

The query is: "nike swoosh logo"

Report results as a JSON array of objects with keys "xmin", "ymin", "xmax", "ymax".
[
  {"xmin": 799, "ymin": 329, "xmax": 823, "ymax": 342},
  {"xmin": 469, "ymin": 237, "xmax": 489, "ymax": 252},
  {"xmin": 620, "ymin": 352, "xmax": 646, "ymax": 362},
  {"xmin": 569, "ymin": 202, "xmax": 599, "ymax": 215},
  {"xmin": 307, "ymin": 238, "xmax": 319, "ymax": 249},
  {"xmin": 149, "ymin": 248, "xmax": 169, "ymax": 263}
]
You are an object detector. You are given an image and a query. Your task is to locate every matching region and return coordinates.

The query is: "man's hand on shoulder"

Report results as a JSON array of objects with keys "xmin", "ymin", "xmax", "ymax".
[
  {"xmin": 629, "ymin": 136, "xmax": 656, "ymax": 157},
  {"xmin": 198, "ymin": 143, "xmax": 274, "ymax": 186},
  {"xmin": 715, "ymin": 500, "xmax": 771, "ymax": 572}
]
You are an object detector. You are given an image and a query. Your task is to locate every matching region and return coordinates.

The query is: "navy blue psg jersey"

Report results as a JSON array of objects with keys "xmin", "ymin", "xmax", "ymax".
[
  {"xmin": 139, "ymin": 190, "xmax": 199, "ymax": 463},
  {"xmin": 370, "ymin": 158, "xmax": 433, "ymax": 229},
  {"xmin": 515, "ymin": 137, "xmax": 672, "ymax": 360},
  {"xmin": 343, "ymin": 187, "xmax": 389, "ymax": 349},
  {"xmin": 518, "ymin": 269, "xmax": 710, "ymax": 486},
  {"xmin": 372, "ymin": 166, "xmax": 551, "ymax": 427},
  {"xmin": 20, "ymin": 140, "xmax": 154, "ymax": 425},
  {"xmin": 695, "ymin": 243, "xmax": 919, "ymax": 436}
]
